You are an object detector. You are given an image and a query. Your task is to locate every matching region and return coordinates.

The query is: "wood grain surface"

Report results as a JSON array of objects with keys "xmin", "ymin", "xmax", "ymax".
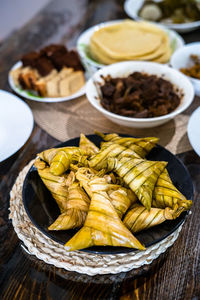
[{"xmin": 0, "ymin": 0, "xmax": 200, "ymax": 299}]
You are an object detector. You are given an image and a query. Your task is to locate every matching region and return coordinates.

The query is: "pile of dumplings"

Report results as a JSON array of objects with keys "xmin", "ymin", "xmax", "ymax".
[{"xmin": 34, "ymin": 132, "xmax": 192, "ymax": 251}]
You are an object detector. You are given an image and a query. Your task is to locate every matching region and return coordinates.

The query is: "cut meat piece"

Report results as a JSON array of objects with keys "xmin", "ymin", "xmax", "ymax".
[
  {"xmin": 40, "ymin": 44, "xmax": 67, "ymax": 58},
  {"xmin": 21, "ymin": 51, "xmax": 40, "ymax": 68},
  {"xmin": 34, "ymin": 57, "xmax": 55, "ymax": 76},
  {"xmin": 51, "ymin": 50, "xmax": 84, "ymax": 71},
  {"xmin": 64, "ymin": 50, "xmax": 85, "ymax": 71}
]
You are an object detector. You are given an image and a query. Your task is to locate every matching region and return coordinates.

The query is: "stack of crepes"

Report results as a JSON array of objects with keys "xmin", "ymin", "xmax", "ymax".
[
  {"xmin": 89, "ymin": 20, "xmax": 171, "ymax": 64},
  {"xmin": 34, "ymin": 132, "xmax": 192, "ymax": 252}
]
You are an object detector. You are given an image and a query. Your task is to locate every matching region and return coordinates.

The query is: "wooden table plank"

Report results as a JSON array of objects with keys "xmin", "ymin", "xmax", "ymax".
[{"xmin": 0, "ymin": 0, "xmax": 200, "ymax": 299}]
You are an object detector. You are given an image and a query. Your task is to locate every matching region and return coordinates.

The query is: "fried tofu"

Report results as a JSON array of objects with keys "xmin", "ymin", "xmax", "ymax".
[
  {"xmin": 11, "ymin": 67, "xmax": 40, "ymax": 90},
  {"xmin": 44, "ymin": 68, "xmax": 72, "ymax": 97},
  {"xmin": 33, "ymin": 69, "xmax": 58, "ymax": 96},
  {"xmin": 11, "ymin": 65, "xmax": 85, "ymax": 98},
  {"xmin": 10, "ymin": 67, "xmax": 23, "ymax": 86},
  {"xmin": 59, "ymin": 71, "xmax": 85, "ymax": 96}
]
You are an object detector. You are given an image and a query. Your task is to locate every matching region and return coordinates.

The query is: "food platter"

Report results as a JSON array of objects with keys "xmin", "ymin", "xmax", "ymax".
[
  {"xmin": 77, "ymin": 19, "xmax": 184, "ymax": 75},
  {"xmin": 0, "ymin": 90, "xmax": 34, "ymax": 162},
  {"xmin": 8, "ymin": 61, "xmax": 86, "ymax": 103},
  {"xmin": 22, "ymin": 134, "xmax": 193, "ymax": 254},
  {"xmin": 124, "ymin": 0, "xmax": 200, "ymax": 33}
]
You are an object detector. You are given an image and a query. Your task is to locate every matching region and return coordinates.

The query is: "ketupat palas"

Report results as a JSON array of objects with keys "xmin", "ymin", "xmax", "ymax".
[
  {"xmin": 37, "ymin": 147, "xmax": 86, "ymax": 176},
  {"xmin": 87, "ymin": 176, "xmax": 137, "ymax": 218},
  {"xmin": 35, "ymin": 161, "xmax": 91, "ymax": 230},
  {"xmin": 107, "ymin": 156, "xmax": 167, "ymax": 210},
  {"xmin": 48, "ymin": 182, "xmax": 90, "ymax": 230},
  {"xmin": 49, "ymin": 150, "xmax": 71, "ymax": 176},
  {"xmin": 152, "ymin": 168, "xmax": 192, "ymax": 217},
  {"xmin": 79, "ymin": 133, "xmax": 99, "ymax": 156},
  {"xmin": 49, "ymin": 148, "xmax": 87, "ymax": 176},
  {"xmin": 95, "ymin": 132, "xmax": 159, "ymax": 158},
  {"xmin": 75, "ymin": 167, "xmax": 100, "ymax": 197},
  {"xmin": 89, "ymin": 142, "xmax": 140, "ymax": 170},
  {"xmin": 123, "ymin": 203, "xmax": 175, "ymax": 233},
  {"xmin": 76, "ymin": 168, "xmax": 137, "ymax": 217},
  {"xmin": 65, "ymin": 190, "xmax": 145, "ymax": 251},
  {"xmin": 35, "ymin": 160, "xmax": 69, "ymax": 212},
  {"xmin": 108, "ymin": 188, "xmax": 137, "ymax": 218}
]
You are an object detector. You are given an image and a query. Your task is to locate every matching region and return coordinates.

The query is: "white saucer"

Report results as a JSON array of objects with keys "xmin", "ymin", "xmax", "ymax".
[
  {"xmin": 0, "ymin": 90, "xmax": 34, "ymax": 162},
  {"xmin": 187, "ymin": 107, "xmax": 200, "ymax": 156},
  {"xmin": 8, "ymin": 61, "xmax": 86, "ymax": 103}
]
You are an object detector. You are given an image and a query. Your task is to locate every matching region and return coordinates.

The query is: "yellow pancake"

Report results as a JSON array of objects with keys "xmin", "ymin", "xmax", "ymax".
[
  {"xmin": 90, "ymin": 20, "xmax": 168, "ymax": 59},
  {"xmin": 90, "ymin": 33, "xmax": 170, "ymax": 64},
  {"xmin": 152, "ymin": 46, "xmax": 171, "ymax": 63},
  {"xmin": 93, "ymin": 38, "xmax": 168, "ymax": 62},
  {"xmin": 90, "ymin": 42, "xmax": 122, "ymax": 65}
]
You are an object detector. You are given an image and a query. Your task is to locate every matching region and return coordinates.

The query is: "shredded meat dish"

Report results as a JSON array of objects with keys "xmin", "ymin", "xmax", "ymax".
[{"xmin": 100, "ymin": 72, "xmax": 182, "ymax": 118}]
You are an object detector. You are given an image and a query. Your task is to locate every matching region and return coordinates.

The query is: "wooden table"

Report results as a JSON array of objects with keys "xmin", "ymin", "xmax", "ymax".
[{"xmin": 0, "ymin": 0, "xmax": 200, "ymax": 299}]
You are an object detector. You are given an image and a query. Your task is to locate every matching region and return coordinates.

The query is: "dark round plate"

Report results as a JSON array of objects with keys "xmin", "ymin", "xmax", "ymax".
[{"xmin": 22, "ymin": 134, "xmax": 194, "ymax": 254}]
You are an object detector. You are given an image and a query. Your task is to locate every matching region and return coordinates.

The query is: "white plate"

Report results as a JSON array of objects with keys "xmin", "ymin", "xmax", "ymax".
[
  {"xmin": 8, "ymin": 61, "xmax": 86, "ymax": 103},
  {"xmin": 77, "ymin": 19, "xmax": 185, "ymax": 75},
  {"xmin": 0, "ymin": 90, "xmax": 34, "ymax": 162},
  {"xmin": 187, "ymin": 107, "xmax": 200, "ymax": 156},
  {"xmin": 124, "ymin": 0, "xmax": 200, "ymax": 33}
]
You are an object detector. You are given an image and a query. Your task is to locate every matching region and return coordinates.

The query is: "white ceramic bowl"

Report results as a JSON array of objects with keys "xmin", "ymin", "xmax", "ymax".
[
  {"xmin": 86, "ymin": 61, "xmax": 194, "ymax": 128},
  {"xmin": 124, "ymin": 0, "xmax": 200, "ymax": 33},
  {"xmin": 77, "ymin": 19, "xmax": 184, "ymax": 75},
  {"xmin": 170, "ymin": 42, "xmax": 200, "ymax": 97}
]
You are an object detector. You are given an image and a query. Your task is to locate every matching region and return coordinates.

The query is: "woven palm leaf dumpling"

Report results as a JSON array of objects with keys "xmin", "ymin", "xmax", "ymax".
[
  {"xmin": 96, "ymin": 131, "xmax": 159, "ymax": 158},
  {"xmin": 34, "ymin": 132, "xmax": 192, "ymax": 251}
]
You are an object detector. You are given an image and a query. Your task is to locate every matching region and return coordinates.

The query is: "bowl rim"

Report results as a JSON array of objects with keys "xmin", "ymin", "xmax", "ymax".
[
  {"xmin": 124, "ymin": 0, "xmax": 200, "ymax": 30},
  {"xmin": 77, "ymin": 19, "xmax": 185, "ymax": 68},
  {"xmin": 187, "ymin": 106, "xmax": 200, "ymax": 156},
  {"xmin": 86, "ymin": 61, "xmax": 195, "ymax": 123}
]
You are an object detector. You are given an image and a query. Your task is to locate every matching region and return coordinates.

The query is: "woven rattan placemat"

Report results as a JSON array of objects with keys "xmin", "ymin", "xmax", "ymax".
[
  {"xmin": 27, "ymin": 95, "xmax": 199, "ymax": 154},
  {"xmin": 9, "ymin": 160, "xmax": 183, "ymax": 276}
]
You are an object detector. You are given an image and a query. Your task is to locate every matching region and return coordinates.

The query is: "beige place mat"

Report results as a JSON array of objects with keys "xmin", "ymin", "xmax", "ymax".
[
  {"xmin": 27, "ymin": 95, "xmax": 199, "ymax": 154},
  {"xmin": 9, "ymin": 160, "xmax": 183, "ymax": 276}
]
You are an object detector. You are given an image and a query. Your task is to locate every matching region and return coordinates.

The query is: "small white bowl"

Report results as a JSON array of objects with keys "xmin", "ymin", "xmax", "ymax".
[
  {"xmin": 77, "ymin": 19, "xmax": 184, "ymax": 75},
  {"xmin": 170, "ymin": 42, "xmax": 200, "ymax": 97},
  {"xmin": 86, "ymin": 61, "xmax": 194, "ymax": 128},
  {"xmin": 124, "ymin": 0, "xmax": 200, "ymax": 33}
]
